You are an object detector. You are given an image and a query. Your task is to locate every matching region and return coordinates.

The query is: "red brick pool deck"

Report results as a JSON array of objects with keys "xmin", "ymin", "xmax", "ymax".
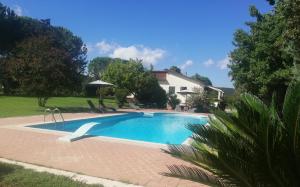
[{"xmin": 0, "ymin": 111, "xmax": 208, "ymax": 187}]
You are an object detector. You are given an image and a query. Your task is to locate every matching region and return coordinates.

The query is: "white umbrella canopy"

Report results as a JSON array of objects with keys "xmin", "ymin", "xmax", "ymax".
[
  {"xmin": 177, "ymin": 90, "xmax": 197, "ymax": 94},
  {"xmin": 88, "ymin": 80, "xmax": 114, "ymax": 107},
  {"xmin": 88, "ymin": 80, "xmax": 114, "ymax": 86},
  {"xmin": 177, "ymin": 90, "xmax": 198, "ymax": 107}
]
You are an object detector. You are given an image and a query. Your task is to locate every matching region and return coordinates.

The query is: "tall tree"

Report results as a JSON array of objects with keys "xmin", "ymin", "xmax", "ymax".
[
  {"xmin": 169, "ymin": 66, "xmax": 181, "ymax": 74},
  {"xmin": 229, "ymin": 5, "xmax": 294, "ymax": 105},
  {"xmin": 191, "ymin": 73, "xmax": 212, "ymax": 86},
  {"xmin": 103, "ymin": 59, "xmax": 167, "ymax": 108},
  {"xmin": 280, "ymin": 0, "xmax": 300, "ymax": 76},
  {"xmin": 87, "ymin": 57, "xmax": 128, "ymax": 79},
  {"xmin": 0, "ymin": 3, "xmax": 87, "ymax": 97},
  {"xmin": 6, "ymin": 35, "xmax": 86, "ymax": 106}
]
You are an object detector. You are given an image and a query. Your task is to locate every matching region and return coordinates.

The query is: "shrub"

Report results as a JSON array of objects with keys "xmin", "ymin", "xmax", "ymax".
[
  {"xmin": 167, "ymin": 94, "xmax": 180, "ymax": 109},
  {"xmin": 115, "ymin": 88, "xmax": 129, "ymax": 108},
  {"xmin": 186, "ymin": 90, "xmax": 210, "ymax": 113},
  {"xmin": 135, "ymin": 72, "xmax": 167, "ymax": 108}
]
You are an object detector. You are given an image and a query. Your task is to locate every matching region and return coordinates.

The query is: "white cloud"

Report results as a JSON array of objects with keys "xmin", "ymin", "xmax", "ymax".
[
  {"xmin": 13, "ymin": 5, "xmax": 23, "ymax": 16},
  {"xmin": 217, "ymin": 56, "xmax": 230, "ymax": 70},
  {"xmin": 202, "ymin": 56, "xmax": 230, "ymax": 70},
  {"xmin": 95, "ymin": 41, "xmax": 118, "ymax": 54},
  {"xmin": 180, "ymin": 60, "xmax": 193, "ymax": 70},
  {"xmin": 93, "ymin": 40, "xmax": 165, "ymax": 66},
  {"xmin": 86, "ymin": 44, "xmax": 95, "ymax": 53},
  {"xmin": 203, "ymin": 58, "xmax": 214, "ymax": 67}
]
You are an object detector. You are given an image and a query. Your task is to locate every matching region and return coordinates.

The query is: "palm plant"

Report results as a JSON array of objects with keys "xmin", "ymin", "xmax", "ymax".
[{"xmin": 164, "ymin": 79, "xmax": 300, "ymax": 187}]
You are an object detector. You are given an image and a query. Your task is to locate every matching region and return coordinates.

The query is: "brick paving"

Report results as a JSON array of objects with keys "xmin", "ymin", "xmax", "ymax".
[{"xmin": 0, "ymin": 112, "xmax": 208, "ymax": 187}]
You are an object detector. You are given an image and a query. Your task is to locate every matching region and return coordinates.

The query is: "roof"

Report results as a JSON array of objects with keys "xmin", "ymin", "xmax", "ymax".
[
  {"xmin": 152, "ymin": 70, "xmax": 205, "ymax": 87},
  {"xmin": 169, "ymin": 71, "xmax": 205, "ymax": 86},
  {"xmin": 206, "ymin": 86, "xmax": 224, "ymax": 93},
  {"xmin": 152, "ymin": 70, "xmax": 224, "ymax": 93},
  {"xmin": 158, "ymin": 80, "xmax": 169, "ymax": 85}
]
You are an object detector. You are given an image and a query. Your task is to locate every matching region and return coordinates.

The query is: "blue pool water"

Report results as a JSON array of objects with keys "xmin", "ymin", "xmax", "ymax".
[{"xmin": 29, "ymin": 113, "xmax": 207, "ymax": 144}]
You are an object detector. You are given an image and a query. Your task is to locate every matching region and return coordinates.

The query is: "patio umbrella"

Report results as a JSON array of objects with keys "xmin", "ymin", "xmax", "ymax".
[
  {"xmin": 177, "ymin": 90, "xmax": 198, "ymax": 107},
  {"xmin": 88, "ymin": 80, "xmax": 114, "ymax": 107}
]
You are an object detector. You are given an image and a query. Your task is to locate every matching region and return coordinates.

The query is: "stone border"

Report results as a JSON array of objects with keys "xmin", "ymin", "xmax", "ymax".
[{"xmin": 0, "ymin": 158, "xmax": 142, "ymax": 187}]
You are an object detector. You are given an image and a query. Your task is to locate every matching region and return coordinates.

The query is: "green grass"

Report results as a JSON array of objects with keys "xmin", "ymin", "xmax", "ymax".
[
  {"xmin": 0, "ymin": 96, "xmax": 117, "ymax": 118},
  {"xmin": 0, "ymin": 162, "xmax": 103, "ymax": 187}
]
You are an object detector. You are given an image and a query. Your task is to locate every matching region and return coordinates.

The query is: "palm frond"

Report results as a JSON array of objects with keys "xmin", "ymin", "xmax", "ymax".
[
  {"xmin": 162, "ymin": 165, "xmax": 227, "ymax": 187},
  {"xmin": 164, "ymin": 79, "xmax": 300, "ymax": 187}
]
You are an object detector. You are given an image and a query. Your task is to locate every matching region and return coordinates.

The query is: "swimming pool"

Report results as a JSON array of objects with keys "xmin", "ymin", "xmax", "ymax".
[{"xmin": 28, "ymin": 113, "xmax": 208, "ymax": 144}]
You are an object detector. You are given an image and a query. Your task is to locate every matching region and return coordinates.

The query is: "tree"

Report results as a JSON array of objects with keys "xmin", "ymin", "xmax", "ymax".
[
  {"xmin": 88, "ymin": 57, "xmax": 116, "ymax": 79},
  {"xmin": 229, "ymin": 5, "xmax": 294, "ymax": 105},
  {"xmin": 165, "ymin": 78, "xmax": 300, "ymax": 186},
  {"xmin": 102, "ymin": 60, "xmax": 144, "ymax": 94},
  {"xmin": 0, "ymin": 3, "xmax": 87, "ymax": 96},
  {"xmin": 169, "ymin": 66, "xmax": 181, "ymax": 74},
  {"xmin": 167, "ymin": 94, "xmax": 180, "ymax": 109},
  {"xmin": 115, "ymin": 88, "xmax": 129, "ymax": 108},
  {"xmin": 6, "ymin": 35, "xmax": 86, "ymax": 106},
  {"xmin": 191, "ymin": 73, "xmax": 212, "ymax": 86},
  {"xmin": 103, "ymin": 60, "xmax": 167, "ymax": 108},
  {"xmin": 135, "ymin": 72, "xmax": 167, "ymax": 108},
  {"xmin": 279, "ymin": 0, "xmax": 300, "ymax": 75}
]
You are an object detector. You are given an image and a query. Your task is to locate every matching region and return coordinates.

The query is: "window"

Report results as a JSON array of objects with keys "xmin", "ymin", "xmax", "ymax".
[
  {"xmin": 169, "ymin": 86, "xmax": 175, "ymax": 94},
  {"xmin": 180, "ymin": 86, "xmax": 187, "ymax": 91}
]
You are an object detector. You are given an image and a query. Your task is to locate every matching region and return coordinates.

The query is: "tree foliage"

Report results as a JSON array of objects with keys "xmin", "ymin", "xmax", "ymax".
[
  {"xmin": 88, "ymin": 57, "xmax": 126, "ymax": 80},
  {"xmin": 191, "ymin": 73, "xmax": 212, "ymax": 86},
  {"xmin": 165, "ymin": 78, "xmax": 300, "ymax": 186},
  {"xmin": 102, "ymin": 60, "xmax": 167, "ymax": 108},
  {"xmin": 0, "ymin": 3, "xmax": 87, "ymax": 105},
  {"xmin": 169, "ymin": 66, "xmax": 181, "ymax": 74},
  {"xmin": 102, "ymin": 60, "xmax": 144, "ymax": 94},
  {"xmin": 135, "ymin": 72, "xmax": 167, "ymax": 108},
  {"xmin": 6, "ymin": 35, "xmax": 85, "ymax": 106},
  {"xmin": 229, "ymin": 4, "xmax": 294, "ymax": 105},
  {"xmin": 279, "ymin": 0, "xmax": 300, "ymax": 75},
  {"xmin": 167, "ymin": 94, "xmax": 180, "ymax": 109}
]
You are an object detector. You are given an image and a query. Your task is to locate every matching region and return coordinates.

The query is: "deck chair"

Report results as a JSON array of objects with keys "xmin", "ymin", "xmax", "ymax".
[
  {"xmin": 128, "ymin": 102, "xmax": 140, "ymax": 110},
  {"xmin": 175, "ymin": 105, "xmax": 181, "ymax": 112},
  {"xmin": 100, "ymin": 103, "xmax": 117, "ymax": 112},
  {"xmin": 87, "ymin": 100, "xmax": 104, "ymax": 113},
  {"xmin": 188, "ymin": 108, "xmax": 196, "ymax": 113}
]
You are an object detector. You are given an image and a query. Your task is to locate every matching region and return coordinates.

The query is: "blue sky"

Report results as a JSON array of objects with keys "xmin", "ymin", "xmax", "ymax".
[{"xmin": 2, "ymin": 0, "xmax": 271, "ymax": 88}]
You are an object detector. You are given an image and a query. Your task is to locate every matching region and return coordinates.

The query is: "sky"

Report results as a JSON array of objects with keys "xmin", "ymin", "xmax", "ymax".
[{"xmin": 2, "ymin": 0, "xmax": 272, "ymax": 88}]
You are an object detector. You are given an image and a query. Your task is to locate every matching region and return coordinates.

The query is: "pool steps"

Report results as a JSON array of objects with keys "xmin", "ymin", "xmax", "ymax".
[{"xmin": 58, "ymin": 122, "xmax": 100, "ymax": 142}]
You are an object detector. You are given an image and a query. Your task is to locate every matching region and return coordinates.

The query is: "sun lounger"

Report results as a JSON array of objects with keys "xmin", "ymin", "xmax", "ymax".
[
  {"xmin": 87, "ymin": 100, "xmax": 104, "ymax": 113},
  {"xmin": 175, "ymin": 105, "xmax": 181, "ymax": 112},
  {"xmin": 128, "ymin": 102, "xmax": 140, "ymax": 110}
]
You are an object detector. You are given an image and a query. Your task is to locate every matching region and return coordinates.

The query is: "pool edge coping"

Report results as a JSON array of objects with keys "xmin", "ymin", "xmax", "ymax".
[{"xmin": 2, "ymin": 112, "xmax": 208, "ymax": 149}]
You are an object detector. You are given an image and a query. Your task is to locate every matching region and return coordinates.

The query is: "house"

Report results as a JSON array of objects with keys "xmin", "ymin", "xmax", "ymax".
[{"xmin": 152, "ymin": 70, "xmax": 224, "ymax": 106}]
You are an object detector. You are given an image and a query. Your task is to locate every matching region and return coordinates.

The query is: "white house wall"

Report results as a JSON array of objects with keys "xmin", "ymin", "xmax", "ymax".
[{"xmin": 164, "ymin": 73, "xmax": 204, "ymax": 104}]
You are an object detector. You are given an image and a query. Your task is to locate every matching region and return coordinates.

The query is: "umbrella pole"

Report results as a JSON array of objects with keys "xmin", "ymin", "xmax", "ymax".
[{"xmin": 99, "ymin": 87, "xmax": 101, "ymax": 109}]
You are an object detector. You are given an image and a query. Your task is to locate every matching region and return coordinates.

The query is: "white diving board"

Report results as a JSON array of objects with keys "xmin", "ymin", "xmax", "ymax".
[
  {"xmin": 143, "ymin": 112, "xmax": 154, "ymax": 117},
  {"xmin": 58, "ymin": 122, "xmax": 100, "ymax": 142}
]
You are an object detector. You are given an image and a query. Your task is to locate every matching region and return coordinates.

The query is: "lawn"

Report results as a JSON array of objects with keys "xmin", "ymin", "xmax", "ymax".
[
  {"xmin": 0, "ymin": 96, "xmax": 117, "ymax": 118},
  {"xmin": 0, "ymin": 162, "xmax": 102, "ymax": 187}
]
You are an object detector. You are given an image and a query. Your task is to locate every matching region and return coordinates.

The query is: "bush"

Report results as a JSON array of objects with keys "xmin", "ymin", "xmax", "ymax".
[
  {"xmin": 135, "ymin": 72, "xmax": 167, "ymax": 108},
  {"xmin": 186, "ymin": 90, "xmax": 210, "ymax": 113},
  {"xmin": 167, "ymin": 94, "xmax": 180, "ymax": 109},
  {"xmin": 99, "ymin": 87, "xmax": 115, "ymax": 97},
  {"xmin": 115, "ymin": 88, "xmax": 129, "ymax": 108}
]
